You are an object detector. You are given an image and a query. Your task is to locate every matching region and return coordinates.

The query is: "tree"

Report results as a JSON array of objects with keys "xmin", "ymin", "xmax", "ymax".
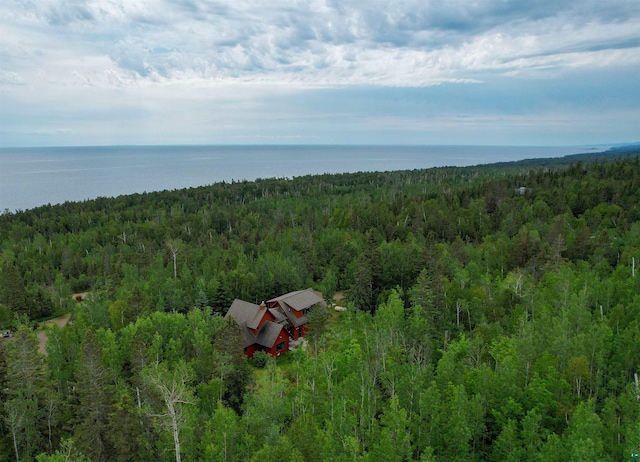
[
  {"xmin": 142, "ymin": 360, "xmax": 194, "ymax": 462},
  {"xmin": 35, "ymin": 438, "xmax": 91, "ymax": 462},
  {"xmin": 0, "ymin": 264, "xmax": 28, "ymax": 316},
  {"xmin": 4, "ymin": 399, "xmax": 26, "ymax": 462},
  {"xmin": 625, "ymin": 417, "xmax": 640, "ymax": 462},
  {"xmin": 492, "ymin": 419, "xmax": 522, "ymax": 462},
  {"xmin": 107, "ymin": 393, "xmax": 144, "ymax": 462},
  {"xmin": 306, "ymin": 305, "xmax": 329, "ymax": 355},
  {"xmin": 567, "ymin": 355, "xmax": 590, "ymax": 399},
  {"xmin": 369, "ymin": 395, "xmax": 412, "ymax": 461},
  {"xmin": 3, "ymin": 325, "xmax": 46, "ymax": 460},
  {"xmin": 438, "ymin": 384, "xmax": 474, "ymax": 460},
  {"xmin": 249, "ymin": 435, "xmax": 303, "ymax": 462},
  {"xmin": 350, "ymin": 255, "xmax": 375, "ymax": 313},
  {"xmin": 108, "ymin": 300, "xmax": 129, "ymax": 330},
  {"xmin": 409, "ymin": 269, "xmax": 439, "ymax": 340},
  {"xmin": 0, "ymin": 338, "xmax": 8, "ymax": 404},
  {"xmin": 214, "ymin": 317, "xmax": 251, "ymax": 413},
  {"xmin": 201, "ymin": 402, "xmax": 243, "ymax": 462},
  {"xmin": 349, "ymin": 231, "xmax": 382, "ymax": 313},
  {"xmin": 210, "ymin": 276, "xmax": 234, "ymax": 315},
  {"xmin": 565, "ymin": 400, "xmax": 606, "ymax": 462},
  {"xmin": 166, "ymin": 239, "xmax": 183, "ymax": 280},
  {"xmin": 73, "ymin": 330, "xmax": 115, "ymax": 461},
  {"xmin": 243, "ymin": 360, "xmax": 290, "ymax": 449},
  {"xmin": 195, "ymin": 289, "xmax": 209, "ymax": 310}
]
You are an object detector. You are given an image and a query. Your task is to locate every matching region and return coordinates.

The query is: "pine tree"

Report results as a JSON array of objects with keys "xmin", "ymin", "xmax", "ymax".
[
  {"xmin": 195, "ymin": 289, "xmax": 209, "ymax": 309},
  {"xmin": 107, "ymin": 393, "xmax": 143, "ymax": 461},
  {"xmin": 211, "ymin": 276, "xmax": 234, "ymax": 315},
  {"xmin": 3, "ymin": 325, "xmax": 46, "ymax": 459},
  {"xmin": 0, "ymin": 264, "xmax": 28, "ymax": 316},
  {"xmin": 215, "ymin": 317, "xmax": 251, "ymax": 413},
  {"xmin": 72, "ymin": 331, "xmax": 115, "ymax": 461}
]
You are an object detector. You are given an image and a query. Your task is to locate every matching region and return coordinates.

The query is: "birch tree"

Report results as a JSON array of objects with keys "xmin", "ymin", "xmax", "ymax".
[
  {"xmin": 166, "ymin": 238, "xmax": 183, "ymax": 280},
  {"xmin": 142, "ymin": 360, "xmax": 194, "ymax": 462}
]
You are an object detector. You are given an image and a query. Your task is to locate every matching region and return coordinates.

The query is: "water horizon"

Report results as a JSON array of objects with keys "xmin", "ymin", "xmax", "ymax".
[{"xmin": 0, "ymin": 144, "xmax": 609, "ymax": 213}]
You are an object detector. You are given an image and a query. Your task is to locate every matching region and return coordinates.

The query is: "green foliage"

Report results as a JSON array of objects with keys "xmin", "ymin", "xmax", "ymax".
[
  {"xmin": 36, "ymin": 438, "xmax": 91, "ymax": 462},
  {"xmin": 0, "ymin": 150, "xmax": 639, "ymax": 459},
  {"xmin": 251, "ymin": 351, "xmax": 269, "ymax": 368}
]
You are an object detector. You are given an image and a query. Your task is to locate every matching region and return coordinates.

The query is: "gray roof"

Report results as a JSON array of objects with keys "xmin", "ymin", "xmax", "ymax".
[
  {"xmin": 268, "ymin": 288, "xmax": 324, "ymax": 312},
  {"xmin": 290, "ymin": 314, "xmax": 308, "ymax": 328},
  {"xmin": 238, "ymin": 326, "xmax": 257, "ymax": 349},
  {"xmin": 226, "ymin": 299, "xmax": 266, "ymax": 330},
  {"xmin": 269, "ymin": 308, "xmax": 288, "ymax": 324},
  {"xmin": 227, "ymin": 291, "xmax": 322, "ymax": 350},
  {"xmin": 276, "ymin": 300, "xmax": 308, "ymax": 328},
  {"xmin": 255, "ymin": 321, "xmax": 284, "ymax": 348}
]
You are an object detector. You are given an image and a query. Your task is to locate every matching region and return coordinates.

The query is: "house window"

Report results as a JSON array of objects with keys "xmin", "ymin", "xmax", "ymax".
[{"xmin": 276, "ymin": 341, "xmax": 285, "ymax": 352}]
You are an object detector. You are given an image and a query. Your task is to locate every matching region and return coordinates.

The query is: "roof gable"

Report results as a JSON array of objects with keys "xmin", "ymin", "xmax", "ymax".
[
  {"xmin": 226, "ymin": 299, "xmax": 270, "ymax": 330},
  {"xmin": 268, "ymin": 288, "xmax": 323, "ymax": 312},
  {"xmin": 268, "ymin": 308, "xmax": 288, "ymax": 324},
  {"xmin": 255, "ymin": 322, "xmax": 285, "ymax": 348}
]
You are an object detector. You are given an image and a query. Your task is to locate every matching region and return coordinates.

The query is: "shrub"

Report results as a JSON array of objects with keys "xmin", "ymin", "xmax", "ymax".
[{"xmin": 252, "ymin": 351, "xmax": 269, "ymax": 368}]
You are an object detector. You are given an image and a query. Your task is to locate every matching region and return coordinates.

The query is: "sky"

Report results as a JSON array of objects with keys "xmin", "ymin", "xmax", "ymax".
[{"xmin": 1, "ymin": 0, "xmax": 639, "ymax": 147}]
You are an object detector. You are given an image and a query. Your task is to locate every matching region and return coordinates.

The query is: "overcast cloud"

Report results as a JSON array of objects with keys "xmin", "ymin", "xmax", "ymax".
[{"xmin": 1, "ymin": 0, "xmax": 639, "ymax": 146}]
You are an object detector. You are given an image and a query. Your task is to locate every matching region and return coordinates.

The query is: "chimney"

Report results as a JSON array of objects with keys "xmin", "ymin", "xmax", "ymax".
[{"xmin": 259, "ymin": 301, "xmax": 266, "ymax": 310}]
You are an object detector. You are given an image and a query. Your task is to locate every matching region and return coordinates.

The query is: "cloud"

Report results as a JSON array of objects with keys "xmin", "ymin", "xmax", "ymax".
[
  {"xmin": 2, "ymin": 0, "xmax": 639, "ymax": 89},
  {"xmin": 0, "ymin": 71, "xmax": 26, "ymax": 85},
  {"xmin": 0, "ymin": 0, "xmax": 638, "ymax": 146}
]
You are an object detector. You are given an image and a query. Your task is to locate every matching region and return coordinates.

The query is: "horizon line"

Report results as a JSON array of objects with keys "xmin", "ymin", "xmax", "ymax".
[{"xmin": 1, "ymin": 142, "xmax": 633, "ymax": 150}]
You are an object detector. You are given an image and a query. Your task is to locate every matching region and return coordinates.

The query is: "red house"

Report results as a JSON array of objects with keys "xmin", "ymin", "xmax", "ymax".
[
  {"xmin": 267, "ymin": 289, "xmax": 324, "ymax": 340},
  {"xmin": 225, "ymin": 288, "xmax": 324, "ymax": 358}
]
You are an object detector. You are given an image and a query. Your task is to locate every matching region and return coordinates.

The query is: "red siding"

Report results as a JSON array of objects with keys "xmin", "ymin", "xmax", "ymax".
[
  {"xmin": 243, "ymin": 344, "xmax": 259, "ymax": 359},
  {"xmin": 256, "ymin": 309, "xmax": 275, "ymax": 330},
  {"xmin": 265, "ymin": 330, "xmax": 289, "ymax": 357}
]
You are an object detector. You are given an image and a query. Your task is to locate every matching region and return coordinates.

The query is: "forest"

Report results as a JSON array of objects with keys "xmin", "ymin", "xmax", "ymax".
[{"xmin": 1, "ymin": 147, "xmax": 640, "ymax": 461}]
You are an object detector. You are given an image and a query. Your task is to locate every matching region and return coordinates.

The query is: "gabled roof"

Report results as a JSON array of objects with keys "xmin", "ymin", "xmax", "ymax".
[
  {"xmin": 267, "ymin": 288, "xmax": 324, "ymax": 312},
  {"xmin": 289, "ymin": 313, "xmax": 308, "ymax": 328},
  {"xmin": 255, "ymin": 321, "xmax": 285, "ymax": 348},
  {"xmin": 277, "ymin": 301, "xmax": 308, "ymax": 328},
  {"xmin": 227, "ymin": 299, "xmax": 268, "ymax": 330},
  {"xmin": 238, "ymin": 325, "xmax": 257, "ymax": 349},
  {"xmin": 268, "ymin": 308, "xmax": 288, "ymax": 324}
]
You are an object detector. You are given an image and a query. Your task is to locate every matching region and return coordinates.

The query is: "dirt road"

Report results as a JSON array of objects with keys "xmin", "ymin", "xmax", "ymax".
[{"xmin": 37, "ymin": 313, "xmax": 72, "ymax": 355}]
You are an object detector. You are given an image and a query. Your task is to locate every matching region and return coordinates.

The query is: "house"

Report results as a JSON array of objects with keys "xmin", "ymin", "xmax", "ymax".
[
  {"xmin": 225, "ymin": 288, "xmax": 324, "ymax": 358},
  {"xmin": 267, "ymin": 288, "xmax": 324, "ymax": 340}
]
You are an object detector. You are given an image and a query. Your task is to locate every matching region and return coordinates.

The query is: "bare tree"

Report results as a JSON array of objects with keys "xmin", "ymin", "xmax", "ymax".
[
  {"xmin": 142, "ymin": 361, "xmax": 194, "ymax": 462},
  {"xmin": 4, "ymin": 399, "xmax": 25, "ymax": 462},
  {"xmin": 166, "ymin": 239, "xmax": 182, "ymax": 280}
]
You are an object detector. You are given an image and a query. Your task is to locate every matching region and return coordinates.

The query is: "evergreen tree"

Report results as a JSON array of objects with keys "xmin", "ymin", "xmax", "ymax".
[
  {"xmin": 0, "ymin": 264, "xmax": 28, "ymax": 316},
  {"xmin": 211, "ymin": 276, "xmax": 234, "ymax": 315},
  {"xmin": 72, "ymin": 330, "xmax": 115, "ymax": 461},
  {"xmin": 107, "ymin": 393, "xmax": 144, "ymax": 462},
  {"xmin": 215, "ymin": 317, "xmax": 251, "ymax": 413},
  {"xmin": 3, "ymin": 325, "xmax": 46, "ymax": 460}
]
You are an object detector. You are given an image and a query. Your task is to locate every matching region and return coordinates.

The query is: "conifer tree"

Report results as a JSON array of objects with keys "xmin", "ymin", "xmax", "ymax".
[
  {"xmin": 72, "ymin": 330, "xmax": 115, "ymax": 461},
  {"xmin": 3, "ymin": 325, "xmax": 46, "ymax": 460}
]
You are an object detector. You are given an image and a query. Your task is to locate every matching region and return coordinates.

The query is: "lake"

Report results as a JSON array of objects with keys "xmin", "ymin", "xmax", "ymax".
[{"xmin": 0, "ymin": 144, "xmax": 605, "ymax": 212}]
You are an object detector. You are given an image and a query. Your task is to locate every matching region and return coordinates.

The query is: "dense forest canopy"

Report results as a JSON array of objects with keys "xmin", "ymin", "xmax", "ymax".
[{"xmin": 1, "ymin": 147, "xmax": 639, "ymax": 461}]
